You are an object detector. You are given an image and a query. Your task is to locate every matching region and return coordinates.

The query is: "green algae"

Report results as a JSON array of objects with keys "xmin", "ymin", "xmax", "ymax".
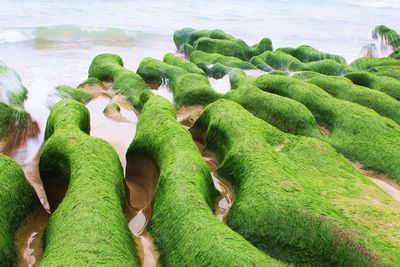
[
  {"xmin": 53, "ymin": 85, "xmax": 92, "ymax": 104},
  {"xmin": 225, "ymin": 85, "xmax": 320, "ymax": 136},
  {"xmin": 350, "ymin": 57, "xmax": 400, "ymax": 70},
  {"xmin": 345, "ymin": 71, "xmax": 400, "ymax": 101},
  {"xmin": 127, "ymin": 93, "xmax": 279, "ymax": 267},
  {"xmin": 163, "ymin": 53, "xmax": 205, "ymax": 75},
  {"xmin": 190, "ymin": 50, "xmax": 255, "ymax": 71},
  {"xmin": 253, "ymin": 74, "xmax": 400, "ymax": 183},
  {"xmin": 0, "ymin": 155, "xmax": 36, "ymax": 267},
  {"xmin": 293, "ymin": 72, "xmax": 400, "ymax": 124},
  {"xmin": 88, "ymin": 53, "xmax": 147, "ymax": 107},
  {"xmin": 0, "ymin": 62, "xmax": 28, "ymax": 107},
  {"xmin": 174, "ymin": 28, "xmax": 272, "ymax": 60},
  {"xmin": 368, "ymin": 65, "xmax": 400, "ymax": 80},
  {"xmin": 137, "ymin": 57, "xmax": 220, "ymax": 107},
  {"xmin": 373, "ymin": 25, "xmax": 400, "ymax": 49},
  {"xmin": 192, "ymin": 99, "xmax": 400, "ymax": 266},
  {"xmin": 390, "ymin": 47, "xmax": 400, "ymax": 59},
  {"xmin": 278, "ymin": 45, "xmax": 347, "ymax": 64},
  {"xmin": 252, "ymin": 51, "xmax": 353, "ymax": 75},
  {"xmin": 38, "ymin": 99, "xmax": 139, "ymax": 266}
]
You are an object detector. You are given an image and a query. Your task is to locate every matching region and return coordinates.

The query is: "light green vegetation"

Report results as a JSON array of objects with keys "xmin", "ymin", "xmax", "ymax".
[
  {"xmin": 137, "ymin": 57, "xmax": 221, "ymax": 107},
  {"xmin": 293, "ymin": 71, "xmax": 400, "ymax": 124},
  {"xmin": 225, "ymin": 85, "xmax": 320, "ymax": 136},
  {"xmin": 278, "ymin": 45, "xmax": 347, "ymax": 64},
  {"xmin": 0, "ymin": 62, "xmax": 28, "ymax": 107},
  {"xmin": 345, "ymin": 71, "xmax": 400, "ymax": 101},
  {"xmin": 38, "ymin": 99, "xmax": 139, "ymax": 266},
  {"xmin": 127, "ymin": 93, "xmax": 279, "ymax": 266},
  {"xmin": 173, "ymin": 28, "xmax": 273, "ymax": 60},
  {"xmin": 0, "ymin": 155, "xmax": 36, "ymax": 267},
  {"xmin": 192, "ymin": 99, "xmax": 400, "ymax": 266},
  {"xmin": 88, "ymin": 53, "xmax": 148, "ymax": 108},
  {"xmin": 373, "ymin": 25, "xmax": 400, "ymax": 49},
  {"xmin": 252, "ymin": 74, "xmax": 400, "ymax": 183},
  {"xmin": 53, "ymin": 85, "xmax": 92, "ymax": 104}
]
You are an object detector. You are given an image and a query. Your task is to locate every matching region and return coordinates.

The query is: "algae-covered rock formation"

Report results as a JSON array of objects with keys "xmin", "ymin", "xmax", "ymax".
[
  {"xmin": 0, "ymin": 62, "xmax": 28, "ymax": 107},
  {"xmin": 390, "ymin": 47, "xmax": 400, "ymax": 59},
  {"xmin": 173, "ymin": 28, "xmax": 272, "ymax": 60},
  {"xmin": 373, "ymin": 25, "xmax": 400, "ymax": 49},
  {"xmin": 252, "ymin": 74, "xmax": 400, "ymax": 183},
  {"xmin": 38, "ymin": 99, "xmax": 139, "ymax": 266},
  {"xmin": 88, "ymin": 53, "xmax": 148, "ymax": 108},
  {"xmin": 191, "ymin": 51, "xmax": 255, "ymax": 73},
  {"xmin": 163, "ymin": 53, "xmax": 205, "ymax": 76},
  {"xmin": 137, "ymin": 56, "xmax": 220, "ymax": 107},
  {"xmin": 293, "ymin": 71, "xmax": 400, "ymax": 124},
  {"xmin": 278, "ymin": 45, "xmax": 347, "ymax": 64},
  {"xmin": 127, "ymin": 93, "xmax": 279, "ymax": 266},
  {"xmin": 0, "ymin": 155, "xmax": 36, "ymax": 266},
  {"xmin": 49, "ymin": 85, "xmax": 92, "ymax": 105},
  {"xmin": 0, "ymin": 62, "xmax": 39, "ymax": 149},
  {"xmin": 345, "ymin": 71, "xmax": 400, "ymax": 101},
  {"xmin": 225, "ymin": 84, "xmax": 320, "ymax": 136},
  {"xmin": 250, "ymin": 50, "xmax": 353, "ymax": 75},
  {"xmin": 350, "ymin": 57, "xmax": 400, "ymax": 70},
  {"xmin": 192, "ymin": 99, "xmax": 400, "ymax": 266}
]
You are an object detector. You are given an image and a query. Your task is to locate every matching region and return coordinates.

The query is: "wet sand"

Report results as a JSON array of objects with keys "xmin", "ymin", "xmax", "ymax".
[
  {"xmin": 351, "ymin": 161, "xmax": 400, "ymax": 202},
  {"xmin": 125, "ymin": 154, "xmax": 160, "ymax": 267},
  {"xmin": 178, "ymin": 104, "xmax": 235, "ymax": 223}
]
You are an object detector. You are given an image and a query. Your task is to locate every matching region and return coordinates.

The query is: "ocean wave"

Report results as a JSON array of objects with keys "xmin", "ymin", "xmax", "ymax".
[
  {"xmin": 337, "ymin": 0, "xmax": 400, "ymax": 8},
  {"xmin": 0, "ymin": 25, "xmax": 158, "ymax": 45}
]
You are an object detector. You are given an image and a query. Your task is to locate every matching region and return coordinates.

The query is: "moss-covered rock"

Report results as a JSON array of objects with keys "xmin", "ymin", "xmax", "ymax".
[
  {"xmin": 345, "ymin": 71, "xmax": 400, "ymax": 101},
  {"xmin": 0, "ymin": 62, "xmax": 28, "ymax": 107},
  {"xmin": 254, "ymin": 50, "xmax": 305, "ymax": 71},
  {"xmin": 390, "ymin": 47, "xmax": 400, "ymax": 59},
  {"xmin": 174, "ymin": 28, "xmax": 272, "ymax": 60},
  {"xmin": 163, "ymin": 53, "xmax": 205, "ymax": 75},
  {"xmin": 127, "ymin": 93, "xmax": 279, "ymax": 266},
  {"xmin": 253, "ymin": 74, "xmax": 400, "ymax": 183},
  {"xmin": 249, "ymin": 56, "xmax": 273, "ymax": 72},
  {"xmin": 278, "ymin": 45, "xmax": 347, "ymax": 64},
  {"xmin": 38, "ymin": 99, "xmax": 139, "ymax": 266},
  {"xmin": 192, "ymin": 99, "xmax": 400, "ymax": 266},
  {"xmin": 193, "ymin": 37, "xmax": 249, "ymax": 60},
  {"xmin": 350, "ymin": 56, "xmax": 400, "ymax": 70},
  {"xmin": 190, "ymin": 51, "xmax": 255, "ymax": 71},
  {"xmin": 373, "ymin": 25, "xmax": 400, "ymax": 49},
  {"xmin": 366, "ymin": 65, "xmax": 400, "ymax": 80},
  {"xmin": 53, "ymin": 85, "xmax": 92, "ymax": 104},
  {"xmin": 137, "ymin": 57, "xmax": 221, "ymax": 107},
  {"xmin": 225, "ymin": 85, "xmax": 320, "ymax": 136},
  {"xmin": 302, "ymin": 59, "xmax": 353, "ymax": 75},
  {"xmin": 88, "ymin": 54, "xmax": 147, "ymax": 107},
  {"xmin": 293, "ymin": 72, "xmax": 400, "ymax": 124},
  {"xmin": 0, "ymin": 155, "xmax": 36, "ymax": 266}
]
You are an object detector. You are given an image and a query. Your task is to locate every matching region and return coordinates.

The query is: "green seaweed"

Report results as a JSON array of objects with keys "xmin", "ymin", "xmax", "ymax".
[
  {"xmin": 0, "ymin": 155, "xmax": 36, "ymax": 267},
  {"xmin": 225, "ymin": 85, "xmax": 320, "ymax": 136},
  {"xmin": 137, "ymin": 57, "xmax": 221, "ymax": 107},
  {"xmin": 373, "ymin": 25, "xmax": 400, "ymax": 49},
  {"xmin": 293, "ymin": 72, "xmax": 400, "ymax": 124},
  {"xmin": 278, "ymin": 45, "xmax": 347, "ymax": 64},
  {"xmin": 127, "ymin": 93, "xmax": 279, "ymax": 267},
  {"xmin": 190, "ymin": 51, "xmax": 255, "ymax": 71},
  {"xmin": 88, "ymin": 54, "xmax": 147, "ymax": 108},
  {"xmin": 193, "ymin": 99, "xmax": 400, "ymax": 266},
  {"xmin": 345, "ymin": 71, "xmax": 400, "ymax": 101},
  {"xmin": 390, "ymin": 47, "xmax": 400, "ymax": 59},
  {"xmin": 350, "ymin": 57, "xmax": 400, "ymax": 70},
  {"xmin": 253, "ymin": 74, "xmax": 400, "ymax": 183},
  {"xmin": 163, "ymin": 53, "xmax": 205, "ymax": 75},
  {"xmin": 53, "ymin": 85, "xmax": 92, "ymax": 104},
  {"xmin": 38, "ymin": 99, "xmax": 139, "ymax": 266},
  {"xmin": 0, "ymin": 62, "xmax": 28, "ymax": 107}
]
